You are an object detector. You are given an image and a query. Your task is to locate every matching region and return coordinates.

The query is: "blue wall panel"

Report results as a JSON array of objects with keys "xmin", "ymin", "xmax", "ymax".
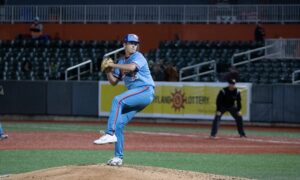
[
  {"xmin": 250, "ymin": 103, "xmax": 273, "ymax": 122},
  {"xmin": 0, "ymin": 81, "xmax": 47, "ymax": 114},
  {"xmin": 47, "ymin": 81, "xmax": 72, "ymax": 115},
  {"xmin": 72, "ymin": 81, "xmax": 98, "ymax": 116},
  {"xmin": 272, "ymin": 85, "xmax": 285, "ymax": 122},
  {"xmin": 283, "ymin": 85, "xmax": 300, "ymax": 123},
  {"xmin": 252, "ymin": 85, "xmax": 273, "ymax": 103}
]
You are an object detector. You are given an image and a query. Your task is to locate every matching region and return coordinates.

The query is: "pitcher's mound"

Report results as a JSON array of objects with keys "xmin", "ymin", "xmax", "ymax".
[{"xmin": 3, "ymin": 165, "xmax": 250, "ymax": 180}]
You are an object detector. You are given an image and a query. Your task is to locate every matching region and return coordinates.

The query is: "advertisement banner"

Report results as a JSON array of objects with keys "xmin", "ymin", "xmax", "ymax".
[{"xmin": 99, "ymin": 82, "xmax": 251, "ymax": 121}]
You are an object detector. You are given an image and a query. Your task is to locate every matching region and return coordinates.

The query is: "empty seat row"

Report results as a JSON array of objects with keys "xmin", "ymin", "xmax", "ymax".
[{"xmin": 1, "ymin": 39, "xmax": 299, "ymax": 84}]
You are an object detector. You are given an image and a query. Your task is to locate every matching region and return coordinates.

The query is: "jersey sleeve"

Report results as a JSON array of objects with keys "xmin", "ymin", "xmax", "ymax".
[
  {"xmin": 131, "ymin": 53, "xmax": 146, "ymax": 71},
  {"xmin": 113, "ymin": 68, "xmax": 122, "ymax": 80}
]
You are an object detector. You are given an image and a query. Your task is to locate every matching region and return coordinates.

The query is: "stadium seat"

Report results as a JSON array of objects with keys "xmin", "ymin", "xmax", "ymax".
[{"xmin": 0, "ymin": 39, "xmax": 297, "ymax": 83}]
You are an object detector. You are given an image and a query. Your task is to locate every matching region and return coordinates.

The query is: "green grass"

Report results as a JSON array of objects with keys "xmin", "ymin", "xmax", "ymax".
[
  {"xmin": 3, "ymin": 122, "xmax": 98, "ymax": 132},
  {"xmin": 3, "ymin": 122, "xmax": 300, "ymax": 138},
  {"xmin": 0, "ymin": 150, "xmax": 299, "ymax": 180}
]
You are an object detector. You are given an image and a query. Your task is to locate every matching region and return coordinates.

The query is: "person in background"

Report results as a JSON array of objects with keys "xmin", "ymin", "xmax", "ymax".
[
  {"xmin": 254, "ymin": 23, "xmax": 265, "ymax": 42},
  {"xmin": 30, "ymin": 16, "xmax": 43, "ymax": 39},
  {"xmin": 165, "ymin": 61, "xmax": 179, "ymax": 81},
  {"xmin": 151, "ymin": 63, "xmax": 165, "ymax": 81},
  {"xmin": 210, "ymin": 79, "xmax": 247, "ymax": 138}
]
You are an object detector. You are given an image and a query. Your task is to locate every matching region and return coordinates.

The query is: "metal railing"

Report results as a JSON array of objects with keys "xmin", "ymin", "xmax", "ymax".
[
  {"xmin": 265, "ymin": 39, "xmax": 300, "ymax": 59},
  {"xmin": 0, "ymin": 5, "xmax": 299, "ymax": 24},
  {"xmin": 103, "ymin": 47, "xmax": 125, "ymax": 59},
  {"xmin": 179, "ymin": 60, "xmax": 216, "ymax": 81},
  {"xmin": 231, "ymin": 44, "xmax": 280, "ymax": 66},
  {"xmin": 292, "ymin": 70, "xmax": 300, "ymax": 84},
  {"xmin": 65, "ymin": 59, "xmax": 93, "ymax": 81}
]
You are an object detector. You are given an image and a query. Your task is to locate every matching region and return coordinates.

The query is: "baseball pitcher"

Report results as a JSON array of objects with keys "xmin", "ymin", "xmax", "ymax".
[{"xmin": 94, "ymin": 34, "xmax": 155, "ymax": 166}]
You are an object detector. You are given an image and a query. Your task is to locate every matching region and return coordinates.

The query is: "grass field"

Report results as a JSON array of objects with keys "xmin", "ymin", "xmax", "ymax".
[{"xmin": 1, "ymin": 121, "xmax": 300, "ymax": 180}]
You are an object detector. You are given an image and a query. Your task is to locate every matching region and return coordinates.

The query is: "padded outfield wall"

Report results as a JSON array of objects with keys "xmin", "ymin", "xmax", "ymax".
[{"xmin": 0, "ymin": 80, "xmax": 299, "ymax": 123}]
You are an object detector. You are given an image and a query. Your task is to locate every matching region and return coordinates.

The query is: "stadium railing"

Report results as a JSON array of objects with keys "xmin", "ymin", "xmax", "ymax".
[
  {"xmin": 0, "ymin": 5, "xmax": 299, "ymax": 24},
  {"xmin": 179, "ymin": 60, "xmax": 216, "ymax": 81},
  {"xmin": 65, "ymin": 59, "xmax": 93, "ymax": 81},
  {"xmin": 231, "ymin": 44, "xmax": 280, "ymax": 66},
  {"xmin": 265, "ymin": 39, "xmax": 300, "ymax": 60},
  {"xmin": 292, "ymin": 70, "xmax": 300, "ymax": 84}
]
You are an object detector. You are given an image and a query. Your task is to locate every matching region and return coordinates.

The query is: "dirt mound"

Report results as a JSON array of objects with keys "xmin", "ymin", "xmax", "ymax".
[{"xmin": 2, "ymin": 165, "xmax": 250, "ymax": 180}]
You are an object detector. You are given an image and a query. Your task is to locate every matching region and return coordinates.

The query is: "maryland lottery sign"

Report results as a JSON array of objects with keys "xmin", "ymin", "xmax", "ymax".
[{"xmin": 99, "ymin": 82, "xmax": 252, "ymax": 121}]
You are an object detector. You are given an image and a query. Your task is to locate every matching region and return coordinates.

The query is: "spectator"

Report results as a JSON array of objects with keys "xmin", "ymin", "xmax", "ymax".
[
  {"xmin": 151, "ymin": 63, "xmax": 165, "ymax": 81},
  {"xmin": 148, "ymin": 60, "xmax": 154, "ymax": 75},
  {"xmin": 148, "ymin": 60, "xmax": 154, "ymax": 70},
  {"xmin": 165, "ymin": 62, "xmax": 179, "ymax": 81},
  {"xmin": 30, "ymin": 16, "xmax": 43, "ymax": 39},
  {"xmin": 254, "ymin": 23, "xmax": 265, "ymax": 42},
  {"xmin": 158, "ymin": 59, "xmax": 166, "ymax": 71}
]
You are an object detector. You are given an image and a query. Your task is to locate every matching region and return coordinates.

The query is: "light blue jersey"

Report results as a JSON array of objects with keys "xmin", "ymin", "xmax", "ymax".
[
  {"xmin": 96, "ymin": 34, "xmax": 155, "ymax": 161},
  {"xmin": 113, "ymin": 51, "xmax": 155, "ymax": 89},
  {"xmin": 106, "ymin": 51, "xmax": 155, "ymax": 159}
]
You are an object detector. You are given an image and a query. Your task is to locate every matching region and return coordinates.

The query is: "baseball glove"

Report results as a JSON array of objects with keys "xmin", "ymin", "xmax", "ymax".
[{"xmin": 101, "ymin": 57, "xmax": 114, "ymax": 72}]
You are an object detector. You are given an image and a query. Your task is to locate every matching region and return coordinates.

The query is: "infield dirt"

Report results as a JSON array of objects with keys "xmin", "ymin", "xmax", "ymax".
[{"xmin": 3, "ymin": 165, "xmax": 251, "ymax": 180}]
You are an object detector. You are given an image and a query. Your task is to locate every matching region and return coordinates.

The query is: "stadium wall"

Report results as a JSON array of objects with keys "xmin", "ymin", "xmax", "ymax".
[
  {"xmin": 0, "ymin": 80, "xmax": 299, "ymax": 123},
  {"xmin": 0, "ymin": 24, "xmax": 300, "ymax": 52},
  {"xmin": 251, "ymin": 84, "xmax": 300, "ymax": 123},
  {"xmin": 0, "ymin": 81, "xmax": 99, "ymax": 116}
]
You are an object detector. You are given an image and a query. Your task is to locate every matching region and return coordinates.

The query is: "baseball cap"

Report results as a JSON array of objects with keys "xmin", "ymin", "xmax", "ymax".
[
  {"xmin": 124, "ymin": 34, "xmax": 139, "ymax": 43},
  {"xmin": 228, "ymin": 79, "xmax": 236, "ymax": 84}
]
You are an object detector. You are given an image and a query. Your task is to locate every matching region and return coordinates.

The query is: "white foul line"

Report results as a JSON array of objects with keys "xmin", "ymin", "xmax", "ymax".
[
  {"xmin": 228, "ymin": 137, "xmax": 300, "ymax": 145},
  {"xmin": 131, "ymin": 131, "xmax": 300, "ymax": 145}
]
